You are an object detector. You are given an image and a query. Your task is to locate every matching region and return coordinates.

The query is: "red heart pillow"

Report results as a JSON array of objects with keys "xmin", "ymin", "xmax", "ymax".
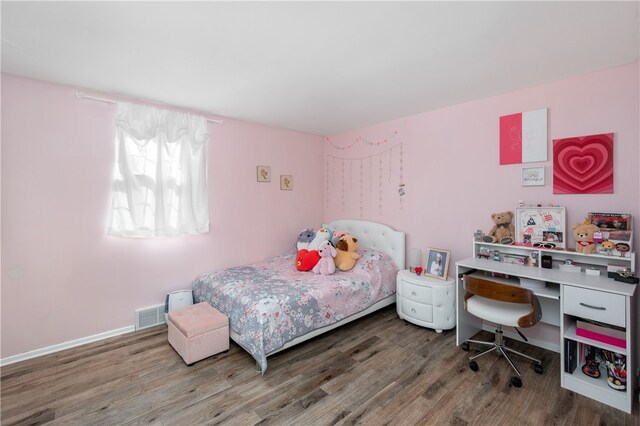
[{"xmin": 296, "ymin": 249, "xmax": 320, "ymax": 271}]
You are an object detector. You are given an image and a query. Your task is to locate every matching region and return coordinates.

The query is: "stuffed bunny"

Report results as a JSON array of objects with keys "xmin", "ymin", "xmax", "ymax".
[{"xmin": 312, "ymin": 241, "xmax": 337, "ymax": 275}]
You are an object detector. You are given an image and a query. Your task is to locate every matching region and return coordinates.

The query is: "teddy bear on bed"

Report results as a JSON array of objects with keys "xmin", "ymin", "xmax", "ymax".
[
  {"xmin": 335, "ymin": 235, "xmax": 360, "ymax": 271},
  {"xmin": 312, "ymin": 240, "xmax": 337, "ymax": 275}
]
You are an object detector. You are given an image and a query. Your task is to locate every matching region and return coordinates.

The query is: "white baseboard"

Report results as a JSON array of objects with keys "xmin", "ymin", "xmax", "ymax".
[{"xmin": 0, "ymin": 325, "xmax": 136, "ymax": 367}]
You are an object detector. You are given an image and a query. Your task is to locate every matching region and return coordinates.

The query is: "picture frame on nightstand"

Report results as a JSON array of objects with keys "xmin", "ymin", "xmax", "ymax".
[{"xmin": 425, "ymin": 248, "xmax": 450, "ymax": 280}]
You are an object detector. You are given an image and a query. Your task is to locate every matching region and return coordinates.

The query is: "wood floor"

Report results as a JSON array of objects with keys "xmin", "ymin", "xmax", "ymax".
[{"xmin": 2, "ymin": 305, "xmax": 638, "ymax": 425}]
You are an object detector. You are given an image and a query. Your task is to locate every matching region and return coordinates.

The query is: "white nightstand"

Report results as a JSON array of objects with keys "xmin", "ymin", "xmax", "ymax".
[{"xmin": 396, "ymin": 270, "xmax": 456, "ymax": 333}]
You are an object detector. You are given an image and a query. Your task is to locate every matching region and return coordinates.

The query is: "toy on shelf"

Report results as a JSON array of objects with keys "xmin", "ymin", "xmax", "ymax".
[
  {"xmin": 581, "ymin": 345, "xmax": 601, "ymax": 378},
  {"xmin": 573, "ymin": 221, "xmax": 600, "ymax": 254},
  {"xmin": 601, "ymin": 241, "xmax": 616, "ymax": 255},
  {"xmin": 482, "ymin": 211, "xmax": 515, "ymax": 245}
]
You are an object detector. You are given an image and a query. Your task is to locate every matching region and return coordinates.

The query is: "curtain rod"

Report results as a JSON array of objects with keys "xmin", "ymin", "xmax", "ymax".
[{"xmin": 74, "ymin": 91, "xmax": 224, "ymax": 125}]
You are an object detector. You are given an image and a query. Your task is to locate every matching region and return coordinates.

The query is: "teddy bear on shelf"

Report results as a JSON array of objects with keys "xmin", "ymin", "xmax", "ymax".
[
  {"xmin": 482, "ymin": 211, "xmax": 515, "ymax": 245},
  {"xmin": 312, "ymin": 240, "xmax": 337, "ymax": 275},
  {"xmin": 335, "ymin": 235, "xmax": 360, "ymax": 271},
  {"xmin": 573, "ymin": 221, "xmax": 600, "ymax": 254}
]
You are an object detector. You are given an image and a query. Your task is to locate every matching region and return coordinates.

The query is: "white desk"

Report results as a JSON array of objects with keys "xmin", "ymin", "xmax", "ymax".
[{"xmin": 456, "ymin": 246, "xmax": 636, "ymax": 414}]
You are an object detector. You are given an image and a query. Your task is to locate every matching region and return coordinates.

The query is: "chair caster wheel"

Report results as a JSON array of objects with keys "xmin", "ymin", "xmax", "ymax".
[
  {"xmin": 469, "ymin": 360, "xmax": 479, "ymax": 372},
  {"xmin": 511, "ymin": 376, "xmax": 522, "ymax": 387},
  {"xmin": 461, "ymin": 342, "xmax": 470, "ymax": 351},
  {"xmin": 534, "ymin": 363, "xmax": 544, "ymax": 374}
]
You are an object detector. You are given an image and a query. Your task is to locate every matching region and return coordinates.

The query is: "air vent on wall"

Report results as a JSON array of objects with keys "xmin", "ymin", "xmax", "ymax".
[{"xmin": 135, "ymin": 304, "xmax": 165, "ymax": 330}]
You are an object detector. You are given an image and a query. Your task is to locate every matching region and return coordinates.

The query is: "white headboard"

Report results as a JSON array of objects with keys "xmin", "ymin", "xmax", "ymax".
[{"xmin": 325, "ymin": 220, "xmax": 405, "ymax": 270}]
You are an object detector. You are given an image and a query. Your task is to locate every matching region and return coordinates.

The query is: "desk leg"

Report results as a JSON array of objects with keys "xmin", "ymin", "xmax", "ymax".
[{"xmin": 456, "ymin": 265, "xmax": 483, "ymax": 346}]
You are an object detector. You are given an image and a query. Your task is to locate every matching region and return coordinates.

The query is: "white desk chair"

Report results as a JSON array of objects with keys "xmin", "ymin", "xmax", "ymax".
[{"xmin": 461, "ymin": 275, "xmax": 544, "ymax": 387}]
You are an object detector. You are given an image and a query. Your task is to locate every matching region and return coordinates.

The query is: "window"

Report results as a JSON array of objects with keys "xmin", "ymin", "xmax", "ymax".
[{"xmin": 108, "ymin": 103, "xmax": 209, "ymax": 237}]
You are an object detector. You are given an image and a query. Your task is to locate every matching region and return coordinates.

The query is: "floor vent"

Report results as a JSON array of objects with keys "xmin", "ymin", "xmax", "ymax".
[{"xmin": 135, "ymin": 304, "xmax": 165, "ymax": 330}]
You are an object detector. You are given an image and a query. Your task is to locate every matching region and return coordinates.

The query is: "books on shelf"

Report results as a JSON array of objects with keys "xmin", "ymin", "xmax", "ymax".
[
  {"xmin": 576, "ymin": 319, "xmax": 626, "ymax": 349},
  {"xmin": 587, "ymin": 212, "xmax": 633, "ymax": 258}
]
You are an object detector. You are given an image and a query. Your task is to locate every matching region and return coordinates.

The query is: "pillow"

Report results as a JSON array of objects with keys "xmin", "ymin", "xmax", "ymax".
[{"xmin": 295, "ymin": 249, "xmax": 320, "ymax": 271}]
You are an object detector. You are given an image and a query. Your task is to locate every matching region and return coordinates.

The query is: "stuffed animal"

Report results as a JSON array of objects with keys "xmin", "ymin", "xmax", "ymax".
[
  {"xmin": 312, "ymin": 241, "xmax": 337, "ymax": 275},
  {"xmin": 573, "ymin": 221, "xmax": 600, "ymax": 254},
  {"xmin": 330, "ymin": 231, "xmax": 348, "ymax": 246},
  {"xmin": 601, "ymin": 240, "xmax": 616, "ymax": 255},
  {"xmin": 295, "ymin": 249, "xmax": 320, "ymax": 271},
  {"xmin": 295, "ymin": 228, "xmax": 316, "ymax": 251},
  {"xmin": 334, "ymin": 235, "xmax": 360, "ymax": 271},
  {"xmin": 483, "ymin": 211, "xmax": 515, "ymax": 245},
  {"xmin": 307, "ymin": 227, "xmax": 332, "ymax": 251}
]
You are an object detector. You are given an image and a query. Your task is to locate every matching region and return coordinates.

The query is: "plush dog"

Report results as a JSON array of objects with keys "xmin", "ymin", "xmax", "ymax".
[
  {"xmin": 573, "ymin": 221, "xmax": 600, "ymax": 254},
  {"xmin": 334, "ymin": 235, "xmax": 360, "ymax": 271},
  {"xmin": 312, "ymin": 241, "xmax": 337, "ymax": 275}
]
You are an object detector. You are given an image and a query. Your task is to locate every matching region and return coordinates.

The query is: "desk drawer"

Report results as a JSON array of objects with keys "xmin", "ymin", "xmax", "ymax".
[
  {"xmin": 563, "ymin": 285, "xmax": 625, "ymax": 327},
  {"xmin": 400, "ymin": 281, "xmax": 433, "ymax": 304}
]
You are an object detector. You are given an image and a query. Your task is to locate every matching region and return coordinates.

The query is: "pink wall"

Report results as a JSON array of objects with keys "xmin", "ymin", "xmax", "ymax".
[
  {"xmin": 2, "ymin": 62, "xmax": 638, "ymax": 361},
  {"xmin": 325, "ymin": 61, "xmax": 639, "ymax": 269},
  {"xmin": 1, "ymin": 74, "xmax": 324, "ymax": 358},
  {"xmin": 325, "ymin": 61, "xmax": 639, "ymax": 352}
]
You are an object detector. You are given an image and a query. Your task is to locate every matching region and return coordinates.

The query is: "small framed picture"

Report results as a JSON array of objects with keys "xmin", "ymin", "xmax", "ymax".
[
  {"xmin": 522, "ymin": 166, "xmax": 545, "ymax": 186},
  {"xmin": 280, "ymin": 175, "xmax": 293, "ymax": 190},
  {"xmin": 425, "ymin": 248, "xmax": 451, "ymax": 280},
  {"xmin": 257, "ymin": 166, "xmax": 271, "ymax": 182}
]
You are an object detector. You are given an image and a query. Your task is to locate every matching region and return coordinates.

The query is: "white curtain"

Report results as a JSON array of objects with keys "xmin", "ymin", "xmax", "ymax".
[{"xmin": 108, "ymin": 102, "xmax": 209, "ymax": 238}]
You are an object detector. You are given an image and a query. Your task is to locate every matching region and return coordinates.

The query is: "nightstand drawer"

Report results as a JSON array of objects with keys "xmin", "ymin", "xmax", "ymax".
[
  {"xmin": 401, "ymin": 281, "xmax": 433, "ymax": 304},
  {"xmin": 400, "ymin": 298, "xmax": 433, "ymax": 323},
  {"xmin": 563, "ymin": 285, "xmax": 626, "ymax": 327}
]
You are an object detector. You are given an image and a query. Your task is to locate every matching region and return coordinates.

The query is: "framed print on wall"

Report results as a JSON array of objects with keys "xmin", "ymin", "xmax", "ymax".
[
  {"xmin": 280, "ymin": 175, "xmax": 293, "ymax": 190},
  {"xmin": 522, "ymin": 166, "xmax": 545, "ymax": 186},
  {"xmin": 553, "ymin": 133, "xmax": 613, "ymax": 194},
  {"xmin": 425, "ymin": 248, "xmax": 450, "ymax": 280},
  {"xmin": 257, "ymin": 166, "xmax": 271, "ymax": 182}
]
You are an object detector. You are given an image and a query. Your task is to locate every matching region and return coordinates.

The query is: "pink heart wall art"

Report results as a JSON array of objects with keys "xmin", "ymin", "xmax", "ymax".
[{"xmin": 553, "ymin": 133, "xmax": 613, "ymax": 194}]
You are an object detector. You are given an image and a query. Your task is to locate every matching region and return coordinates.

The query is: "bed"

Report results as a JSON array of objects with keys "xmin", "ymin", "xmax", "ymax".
[{"xmin": 192, "ymin": 219, "xmax": 405, "ymax": 373}]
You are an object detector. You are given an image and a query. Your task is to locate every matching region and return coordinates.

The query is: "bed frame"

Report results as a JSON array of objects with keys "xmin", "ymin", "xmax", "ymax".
[{"xmin": 228, "ymin": 219, "xmax": 405, "ymax": 358}]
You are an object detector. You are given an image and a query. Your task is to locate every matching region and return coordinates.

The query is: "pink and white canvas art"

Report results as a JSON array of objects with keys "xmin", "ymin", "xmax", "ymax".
[
  {"xmin": 553, "ymin": 133, "xmax": 614, "ymax": 194},
  {"xmin": 500, "ymin": 108, "xmax": 548, "ymax": 164}
]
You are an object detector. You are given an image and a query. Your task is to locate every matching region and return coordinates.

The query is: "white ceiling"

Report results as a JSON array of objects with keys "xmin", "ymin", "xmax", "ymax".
[{"xmin": 2, "ymin": 2, "xmax": 639, "ymax": 135}]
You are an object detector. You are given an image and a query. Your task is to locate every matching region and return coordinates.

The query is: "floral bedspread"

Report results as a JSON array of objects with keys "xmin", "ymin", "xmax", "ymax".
[{"xmin": 192, "ymin": 248, "xmax": 398, "ymax": 373}]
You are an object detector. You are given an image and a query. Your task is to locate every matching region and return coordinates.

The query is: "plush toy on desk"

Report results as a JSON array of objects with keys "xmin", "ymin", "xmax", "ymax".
[
  {"xmin": 307, "ymin": 227, "xmax": 332, "ymax": 251},
  {"xmin": 295, "ymin": 228, "xmax": 316, "ymax": 251},
  {"xmin": 483, "ymin": 211, "xmax": 515, "ymax": 245},
  {"xmin": 312, "ymin": 241, "xmax": 337, "ymax": 275},
  {"xmin": 335, "ymin": 235, "xmax": 360, "ymax": 271},
  {"xmin": 573, "ymin": 221, "xmax": 600, "ymax": 254}
]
